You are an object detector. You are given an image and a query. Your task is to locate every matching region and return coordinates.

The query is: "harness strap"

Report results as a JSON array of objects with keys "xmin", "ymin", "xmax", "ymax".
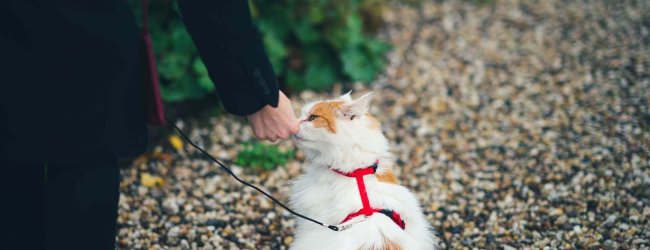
[{"xmin": 331, "ymin": 160, "xmax": 406, "ymax": 230}]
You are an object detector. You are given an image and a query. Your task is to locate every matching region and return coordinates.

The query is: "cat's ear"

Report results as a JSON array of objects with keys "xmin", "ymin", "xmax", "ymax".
[
  {"xmin": 340, "ymin": 92, "xmax": 373, "ymax": 120},
  {"xmin": 339, "ymin": 91, "xmax": 353, "ymax": 102}
]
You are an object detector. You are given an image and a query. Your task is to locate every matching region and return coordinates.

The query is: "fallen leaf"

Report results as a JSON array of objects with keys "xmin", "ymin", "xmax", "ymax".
[
  {"xmin": 169, "ymin": 135, "xmax": 184, "ymax": 151},
  {"xmin": 141, "ymin": 172, "xmax": 164, "ymax": 187}
]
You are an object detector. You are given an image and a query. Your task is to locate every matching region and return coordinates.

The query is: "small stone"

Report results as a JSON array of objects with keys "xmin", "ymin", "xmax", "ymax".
[
  {"xmin": 259, "ymin": 198, "xmax": 272, "ymax": 210},
  {"xmin": 600, "ymin": 215, "xmax": 617, "ymax": 228},
  {"xmin": 168, "ymin": 226, "xmax": 180, "ymax": 237},
  {"xmin": 180, "ymin": 239, "xmax": 190, "ymax": 249},
  {"xmin": 573, "ymin": 225, "xmax": 581, "ymax": 234},
  {"xmin": 162, "ymin": 197, "xmax": 179, "ymax": 214},
  {"xmin": 502, "ymin": 245, "xmax": 516, "ymax": 250},
  {"xmin": 619, "ymin": 223, "xmax": 629, "ymax": 230},
  {"xmin": 223, "ymin": 226, "xmax": 233, "ymax": 235},
  {"xmin": 284, "ymin": 236, "xmax": 294, "ymax": 245}
]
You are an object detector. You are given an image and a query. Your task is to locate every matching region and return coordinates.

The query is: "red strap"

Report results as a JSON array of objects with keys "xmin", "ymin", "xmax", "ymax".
[
  {"xmin": 140, "ymin": 0, "xmax": 166, "ymax": 126},
  {"xmin": 340, "ymin": 208, "xmax": 405, "ymax": 230},
  {"xmin": 355, "ymin": 173, "xmax": 373, "ymax": 216},
  {"xmin": 331, "ymin": 160, "xmax": 378, "ymax": 216},
  {"xmin": 341, "ymin": 208, "xmax": 381, "ymax": 223},
  {"xmin": 331, "ymin": 160, "xmax": 405, "ymax": 229},
  {"xmin": 331, "ymin": 160, "xmax": 379, "ymax": 177}
]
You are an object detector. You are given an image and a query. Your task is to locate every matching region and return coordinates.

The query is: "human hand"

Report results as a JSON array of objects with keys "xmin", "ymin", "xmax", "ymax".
[{"xmin": 246, "ymin": 91, "xmax": 300, "ymax": 142}]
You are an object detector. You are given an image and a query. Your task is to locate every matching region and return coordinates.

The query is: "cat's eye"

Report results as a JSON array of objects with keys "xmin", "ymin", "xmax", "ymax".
[{"xmin": 307, "ymin": 115, "xmax": 319, "ymax": 121}]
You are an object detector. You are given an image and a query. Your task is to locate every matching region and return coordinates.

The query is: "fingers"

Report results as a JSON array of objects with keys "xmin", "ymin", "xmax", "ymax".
[
  {"xmin": 289, "ymin": 121, "xmax": 300, "ymax": 136},
  {"xmin": 266, "ymin": 124, "xmax": 293, "ymax": 141},
  {"xmin": 250, "ymin": 119, "xmax": 293, "ymax": 142},
  {"xmin": 262, "ymin": 128, "xmax": 295, "ymax": 142},
  {"xmin": 279, "ymin": 94, "xmax": 300, "ymax": 136},
  {"xmin": 279, "ymin": 114, "xmax": 300, "ymax": 138},
  {"xmin": 252, "ymin": 129, "xmax": 266, "ymax": 141},
  {"xmin": 247, "ymin": 90, "xmax": 300, "ymax": 142},
  {"xmin": 277, "ymin": 128, "xmax": 292, "ymax": 140}
]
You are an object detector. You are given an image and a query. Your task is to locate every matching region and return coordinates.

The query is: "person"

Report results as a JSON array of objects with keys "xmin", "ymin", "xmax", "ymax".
[{"xmin": 0, "ymin": 0, "xmax": 299, "ymax": 249}]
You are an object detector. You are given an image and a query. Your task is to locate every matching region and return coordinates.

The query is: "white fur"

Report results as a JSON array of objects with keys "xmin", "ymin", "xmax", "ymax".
[{"xmin": 290, "ymin": 93, "xmax": 439, "ymax": 250}]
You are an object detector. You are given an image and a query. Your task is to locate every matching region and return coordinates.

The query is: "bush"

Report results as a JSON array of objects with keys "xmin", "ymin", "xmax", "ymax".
[
  {"xmin": 250, "ymin": 0, "xmax": 391, "ymax": 91},
  {"xmin": 128, "ymin": 0, "xmax": 390, "ymax": 102}
]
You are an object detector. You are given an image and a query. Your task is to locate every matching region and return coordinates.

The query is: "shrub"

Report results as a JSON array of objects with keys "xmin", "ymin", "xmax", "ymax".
[
  {"xmin": 128, "ymin": 0, "xmax": 390, "ymax": 102},
  {"xmin": 250, "ymin": 0, "xmax": 391, "ymax": 91}
]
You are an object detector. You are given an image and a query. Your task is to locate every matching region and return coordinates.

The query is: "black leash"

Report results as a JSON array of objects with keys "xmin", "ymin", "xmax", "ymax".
[{"xmin": 165, "ymin": 118, "xmax": 340, "ymax": 231}]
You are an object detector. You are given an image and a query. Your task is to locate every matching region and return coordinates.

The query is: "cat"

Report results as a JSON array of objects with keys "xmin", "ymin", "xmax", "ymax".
[{"xmin": 289, "ymin": 92, "xmax": 439, "ymax": 250}]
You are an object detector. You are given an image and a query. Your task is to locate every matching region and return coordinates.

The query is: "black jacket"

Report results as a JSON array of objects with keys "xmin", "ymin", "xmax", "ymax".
[{"xmin": 0, "ymin": 0, "xmax": 279, "ymax": 164}]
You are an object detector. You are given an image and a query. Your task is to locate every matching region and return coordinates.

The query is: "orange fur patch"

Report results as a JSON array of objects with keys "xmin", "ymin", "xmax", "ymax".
[
  {"xmin": 382, "ymin": 239, "xmax": 402, "ymax": 250},
  {"xmin": 309, "ymin": 101, "xmax": 343, "ymax": 133},
  {"xmin": 376, "ymin": 170, "xmax": 398, "ymax": 184},
  {"xmin": 360, "ymin": 238, "xmax": 402, "ymax": 250},
  {"xmin": 365, "ymin": 113, "xmax": 381, "ymax": 130}
]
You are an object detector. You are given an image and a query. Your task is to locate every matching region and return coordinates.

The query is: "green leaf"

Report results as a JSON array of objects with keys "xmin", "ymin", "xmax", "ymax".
[
  {"xmin": 340, "ymin": 46, "xmax": 377, "ymax": 82},
  {"xmin": 193, "ymin": 59, "xmax": 214, "ymax": 92},
  {"xmin": 304, "ymin": 63, "xmax": 338, "ymax": 90},
  {"xmin": 366, "ymin": 39, "xmax": 391, "ymax": 57},
  {"xmin": 256, "ymin": 12, "xmax": 290, "ymax": 40},
  {"xmin": 345, "ymin": 15, "xmax": 364, "ymax": 47},
  {"xmin": 257, "ymin": 16, "xmax": 290, "ymax": 74},
  {"xmin": 262, "ymin": 33, "xmax": 287, "ymax": 73},
  {"xmin": 308, "ymin": 4, "xmax": 325, "ymax": 24},
  {"xmin": 286, "ymin": 69, "xmax": 303, "ymax": 90},
  {"xmin": 294, "ymin": 19, "xmax": 321, "ymax": 43},
  {"xmin": 364, "ymin": 38, "xmax": 391, "ymax": 72}
]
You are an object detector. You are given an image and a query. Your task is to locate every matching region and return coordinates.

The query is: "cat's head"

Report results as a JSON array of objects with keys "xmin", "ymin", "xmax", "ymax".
[{"xmin": 294, "ymin": 92, "xmax": 389, "ymax": 169}]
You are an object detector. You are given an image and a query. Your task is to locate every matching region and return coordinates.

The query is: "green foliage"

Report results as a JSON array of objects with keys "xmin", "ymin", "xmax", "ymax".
[
  {"xmin": 128, "ymin": 0, "xmax": 390, "ymax": 102},
  {"xmin": 251, "ymin": 0, "xmax": 391, "ymax": 91},
  {"xmin": 235, "ymin": 142, "xmax": 295, "ymax": 170},
  {"xmin": 128, "ymin": 0, "xmax": 214, "ymax": 102}
]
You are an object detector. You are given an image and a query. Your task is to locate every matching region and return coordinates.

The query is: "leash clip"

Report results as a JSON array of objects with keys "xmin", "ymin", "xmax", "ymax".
[{"xmin": 333, "ymin": 215, "xmax": 368, "ymax": 232}]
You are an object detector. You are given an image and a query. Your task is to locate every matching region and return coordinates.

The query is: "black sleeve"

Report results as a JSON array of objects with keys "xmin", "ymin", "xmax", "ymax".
[{"xmin": 178, "ymin": 0, "xmax": 279, "ymax": 116}]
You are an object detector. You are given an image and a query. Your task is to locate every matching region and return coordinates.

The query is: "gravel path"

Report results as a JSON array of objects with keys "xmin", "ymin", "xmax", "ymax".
[{"xmin": 118, "ymin": 0, "xmax": 650, "ymax": 249}]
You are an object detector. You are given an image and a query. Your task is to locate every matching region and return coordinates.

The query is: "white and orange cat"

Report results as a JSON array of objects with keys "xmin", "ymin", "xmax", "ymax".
[{"xmin": 289, "ymin": 92, "xmax": 438, "ymax": 250}]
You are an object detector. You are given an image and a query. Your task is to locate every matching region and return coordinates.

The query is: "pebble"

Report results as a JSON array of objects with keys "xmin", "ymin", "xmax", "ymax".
[
  {"xmin": 162, "ymin": 197, "xmax": 179, "ymax": 214},
  {"xmin": 116, "ymin": 0, "xmax": 650, "ymax": 249},
  {"xmin": 284, "ymin": 236, "xmax": 294, "ymax": 246}
]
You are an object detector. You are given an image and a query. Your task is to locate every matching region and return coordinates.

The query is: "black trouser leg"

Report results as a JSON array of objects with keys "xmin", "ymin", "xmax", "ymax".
[
  {"xmin": 0, "ymin": 163, "xmax": 45, "ymax": 250},
  {"xmin": 44, "ymin": 160, "xmax": 120, "ymax": 250}
]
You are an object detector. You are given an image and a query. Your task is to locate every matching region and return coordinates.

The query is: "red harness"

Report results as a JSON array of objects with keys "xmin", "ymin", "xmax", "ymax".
[{"xmin": 331, "ymin": 160, "xmax": 406, "ymax": 230}]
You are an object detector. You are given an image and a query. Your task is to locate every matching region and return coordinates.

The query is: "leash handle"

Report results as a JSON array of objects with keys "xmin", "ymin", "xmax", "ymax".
[
  {"xmin": 165, "ymin": 117, "xmax": 340, "ymax": 232},
  {"xmin": 141, "ymin": 0, "xmax": 166, "ymax": 126}
]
